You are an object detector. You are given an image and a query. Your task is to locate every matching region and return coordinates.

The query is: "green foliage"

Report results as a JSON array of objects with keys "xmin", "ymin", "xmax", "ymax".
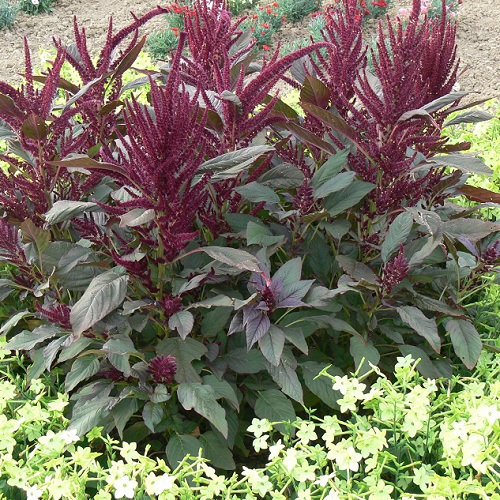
[
  {"xmin": 444, "ymin": 100, "xmax": 500, "ymax": 202},
  {"xmin": 242, "ymin": 2, "xmax": 284, "ymax": 48},
  {"xmin": 1, "ymin": 344, "xmax": 500, "ymax": 498},
  {"xmin": 0, "ymin": 0, "xmax": 18, "ymax": 30},
  {"xmin": 146, "ymin": 11, "xmax": 184, "ymax": 61},
  {"xmin": 228, "ymin": 0, "xmax": 259, "ymax": 16},
  {"xmin": 19, "ymin": 0, "xmax": 57, "ymax": 15},
  {"xmin": 0, "ymin": 2, "xmax": 498, "ymax": 469},
  {"xmin": 277, "ymin": 0, "xmax": 322, "ymax": 23}
]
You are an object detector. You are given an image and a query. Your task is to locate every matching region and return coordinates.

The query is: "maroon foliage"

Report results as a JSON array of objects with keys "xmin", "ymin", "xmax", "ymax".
[
  {"xmin": 300, "ymin": 0, "xmax": 460, "ymax": 215},
  {"xmin": 98, "ymin": 42, "xmax": 214, "ymax": 261}
]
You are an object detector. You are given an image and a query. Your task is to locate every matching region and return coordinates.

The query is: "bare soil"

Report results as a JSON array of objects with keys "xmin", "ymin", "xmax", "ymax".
[{"xmin": 1, "ymin": 0, "xmax": 499, "ymax": 100}]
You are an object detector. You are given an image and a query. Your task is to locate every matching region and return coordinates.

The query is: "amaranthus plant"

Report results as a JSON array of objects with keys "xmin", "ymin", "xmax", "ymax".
[{"xmin": 0, "ymin": 0, "xmax": 498, "ymax": 468}]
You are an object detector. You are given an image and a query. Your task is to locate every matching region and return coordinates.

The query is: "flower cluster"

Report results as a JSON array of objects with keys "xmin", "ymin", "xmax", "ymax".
[{"xmin": 2, "ymin": 340, "xmax": 500, "ymax": 498}]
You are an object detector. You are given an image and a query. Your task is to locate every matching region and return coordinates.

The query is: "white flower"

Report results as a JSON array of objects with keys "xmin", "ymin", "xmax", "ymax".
[
  {"xmin": 282, "ymin": 448, "xmax": 298, "ymax": 473},
  {"xmin": 113, "ymin": 475, "xmax": 137, "ymax": 499},
  {"xmin": 247, "ymin": 418, "xmax": 272, "ymax": 438},
  {"xmin": 26, "ymin": 486, "xmax": 43, "ymax": 500},
  {"xmin": 268, "ymin": 439, "xmax": 284, "ymax": 460},
  {"xmin": 145, "ymin": 472, "xmax": 175, "ymax": 496},
  {"xmin": 323, "ymin": 491, "xmax": 341, "ymax": 500},
  {"xmin": 60, "ymin": 429, "xmax": 80, "ymax": 445},
  {"xmin": 296, "ymin": 421, "xmax": 317, "ymax": 445},
  {"xmin": 32, "ymin": 0, "xmax": 40, "ymax": 4},
  {"xmin": 252, "ymin": 434, "xmax": 269, "ymax": 452},
  {"xmin": 313, "ymin": 472, "xmax": 336, "ymax": 487}
]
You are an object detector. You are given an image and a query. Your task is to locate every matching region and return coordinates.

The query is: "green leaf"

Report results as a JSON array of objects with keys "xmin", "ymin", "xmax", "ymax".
[
  {"xmin": 259, "ymin": 325, "xmax": 285, "ymax": 366},
  {"xmin": 445, "ymin": 319, "xmax": 482, "ymax": 369},
  {"xmin": 255, "ymin": 389, "xmax": 296, "ymax": 432},
  {"xmin": 103, "ymin": 335, "xmax": 137, "ymax": 355},
  {"xmin": 282, "ymin": 326, "xmax": 308, "ymax": 354},
  {"xmin": 68, "ymin": 394, "xmax": 114, "ymax": 437},
  {"xmin": 196, "ymin": 145, "xmax": 274, "ymax": 182},
  {"xmin": 199, "ymin": 431, "xmax": 236, "ymax": 470},
  {"xmin": 234, "ymin": 181, "xmax": 280, "ymax": 204},
  {"xmin": 156, "ymin": 337, "xmax": 207, "ymax": 383},
  {"xmin": 103, "ymin": 335, "xmax": 136, "ymax": 377},
  {"xmin": 58, "ymin": 246, "xmax": 92, "ymax": 275},
  {"xmin": 274, "ymin": 256, "xmax": 303, "ymax": 289},
  {"xmin": 301, "ymin": 361, "xmax": 343, "ymax": 409},
  {"xmin": 381, "ymin": 212, "xmax": 413, "ymax": 262},
  {"xmin": 258, "ymin": 163, "xmax": 304, "ymax": 189},
  {"xmin": 0, "ymin": 279, "xmax": 14, "ymax": 301},
  {"xmin": 177, "ymin": 383, "xmax": 228, "ymax": 438},
  {"xmin": 397, "ymin": 306, "xmax": 441, "ymax": 353},
  {"xmin": 266, "ymin": 348, "xmax": 303, "ymax": 404},
  {"xmin": 203, "ymin": 375, "xmax": 239, "ymax": 411},
  {"xmin": 336, "ymin": 255, "xmax": 378, "ymax": 285},
  {"xmin": 313, "ymin": 171, "xmax": 356, "ymax": 200},
  {"xmin": 5, "ymin": 324, "xmax": 59, "ymax": 351},
  {"xmin": 27, "ymin": 349, "xmax": 47, "ymax": 383},
  {"xmin": 65, "ymin": 355, "xmax": 101, "ymax": 392},
  {"xmin": 201, "ymin": 307, "xmax": 232, "ymax": 338},
  {"xmin": 246, "ymin": 222, "xmax": 284, "ymax": 247},
  {"xmin": 192, "ymin": 246, "xmax": 260, "ymax": 273},
  {"xmin": 350, "ymin": 336, "xmax": 380, "ymax": 376},
  {"xmin": 168, "ymin": 311, "xmax": 194, "ymax": 340},
  {"xmin": 119, "ymin": 208, "xmax": 156, "ymax": 227},
  {"xmin": 166, "ymin": 434, "xmax": 202, "ymax": 469},
  {"xmin": 225, "ymin": 348, "xmax": 266, "ymax": 374},
  {"xmin": 59, "ymin": 337, "xmax": 94, "ymax": 363},
  {"xmin": 44, "ymin": 201, "xmax": 100, "ymax": 225},
  {"xmin": 398, "ymin": 345, "xmax": 440, "ymax": 379},
  {"xmin": 70, "ymin": 267, "xmax": 128, "ymax": 335},
  {"xmin": 431, "ymin": 153, "xmax": 492, "ymax": 176},
  {"xmin": 443, "ymin": 218, "xmax": 500, "ymax": 243},
  {"xmin": 224, "ymin": 213, "xmax": 262, "ymax": 233},
  {"xmin": 143, "ymin": 402, "xmax": 164, "ymax": 432},
  {"xmin": 324, "ymin": 181, "xmax": 376, "ymax": 216},
  {"xmin": 112, "ymin": 398, "xmax": 138, "ymax": 440},
  {"xmin": 444, "ymin": 109, "xmax": 494, "ymax": 127},
  {"xmin": 43, "ymin": 335, "xmax": 69, "ymax": 370},
  {"xmin": 311, "ymin": 149, "xmax": 351, "ymax": 188},
  {"xmin": 0, "ymin": 311, "xmax": 33, "ymax": 335}
]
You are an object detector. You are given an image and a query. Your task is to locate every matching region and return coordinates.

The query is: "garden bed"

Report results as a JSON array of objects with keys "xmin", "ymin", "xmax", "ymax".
[{"xmin": 1, "ymin": 0, "xmax": 499, "ymax": 99}]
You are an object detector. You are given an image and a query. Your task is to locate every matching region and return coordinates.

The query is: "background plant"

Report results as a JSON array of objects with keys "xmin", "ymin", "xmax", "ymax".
[
  {"xmin": 0, "ymin": 0, "xmax": 18, "ymax": 30},
  {"xmin": 228, "ymin": 0, "xmax": 259, "ymax": 15},
  {"xmin": 398, "ymin": 0, "xmax": 460, "ymax": 22},
  {"xmin": 0, "ymin": 0, "xmax": 498, "ymax": 470},
  {"xmin": 19, "ymin": 0, "xmax": 57, "ymax": 15},
  {"xmin": 145, "ymin": 4, "xmax": 188, "ymax": 61},
  {"xmin": 276, "ymin": 0, "xmax": 322, "ymax": 23}
]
